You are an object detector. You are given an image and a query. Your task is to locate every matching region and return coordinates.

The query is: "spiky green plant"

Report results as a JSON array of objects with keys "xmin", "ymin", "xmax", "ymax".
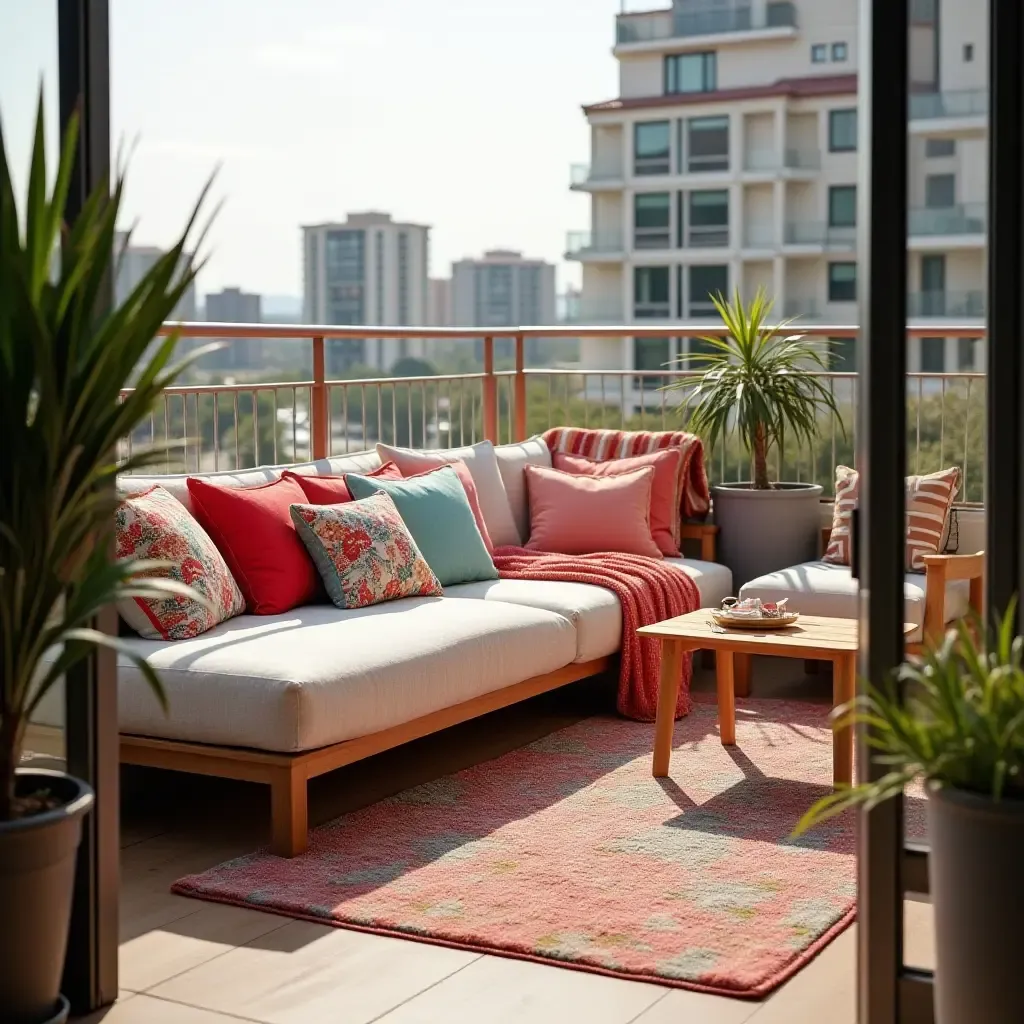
[
  {"xmin": 794, "ymin": 607, "xmax": 1024, "ymax": 837},
  {"xmin": 0, "ymin": 95, "xmax": 213, "ymax": 820},
  {"xmin": 665, "ymin": 286, "xmax": 842, "ymax": 489}
]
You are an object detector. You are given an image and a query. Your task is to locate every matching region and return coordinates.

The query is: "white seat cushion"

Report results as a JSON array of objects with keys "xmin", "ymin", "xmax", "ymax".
[
  {"xmin": 738, "ymin": 560, "xmax": 971, "ymax": 642},
  {"xmin": 445, "ymin": 558, "xmax": 734, "ymax": 663},
  {"xmin": 114, "ymin": 599, "xmax": 577, "ymax": 752}
]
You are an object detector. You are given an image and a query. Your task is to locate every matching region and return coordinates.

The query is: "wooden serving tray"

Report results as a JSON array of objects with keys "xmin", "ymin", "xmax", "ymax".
[{"xmin": 711, "ymin": 611, "xmax": 800, "ymax": 630}]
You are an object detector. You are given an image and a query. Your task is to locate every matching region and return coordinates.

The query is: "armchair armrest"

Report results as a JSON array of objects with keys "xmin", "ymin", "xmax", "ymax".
[
  {"xmin": 921, "ymin": 552, "xmax": 985, "ymax": 643},
  {"xmin": 679, "ymin": 522, "xmax": 719, "ymax": 562}
]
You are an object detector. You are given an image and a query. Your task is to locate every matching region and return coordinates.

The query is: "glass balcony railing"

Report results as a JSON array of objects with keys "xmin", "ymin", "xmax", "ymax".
[
  {"xmin": 909, "ymin": 89, "xmax": 988, "ymax": 120},
  {"xmin": 783, "ymin": 299, "xmax": 821, "ymax": 320},
  {"xmin": 907, "ymin": 290, "xmax": 986, "ymax": 317},
  {"xmin": 616, "ymin": 0, "xmax": 796, "ymax": 44},
  {"xmin": 784, "ymin": 222, "xmax": 857, "ymax": 248},
  {"xmin": 565, "ymin": 230, "xmax": 625, "ymax": 257},
  {"xmin": 570, "ymin": 163, "xmax": 623, "ymax": 186},
  {"xmin": 562, "ymin": 302, "xmax": 624, "ymax": 324},
  {"xmin": 908, "ymin": 203, "xmax": 986, "ymax": 236},
  {"xmin": 744, "ymin": 148, "xmax": 821, "ymax": 172}
]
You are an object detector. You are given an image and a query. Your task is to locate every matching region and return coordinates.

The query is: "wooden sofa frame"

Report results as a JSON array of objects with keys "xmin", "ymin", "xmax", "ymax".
[{"xmin": 117, "ymin": 523, "xmax": 722, "ymax": 858}]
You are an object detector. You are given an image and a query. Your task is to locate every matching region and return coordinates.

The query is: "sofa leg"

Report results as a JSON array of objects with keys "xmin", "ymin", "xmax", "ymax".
[{"xmin": 270, "ymin": 765, "xmax": 308, "ymax": 857}]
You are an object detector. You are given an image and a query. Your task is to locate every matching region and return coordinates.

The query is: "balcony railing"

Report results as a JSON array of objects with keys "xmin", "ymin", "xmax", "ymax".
[
  {"xmin": 125, "ymin": 322, "xmax": 988, "ymax": 505},
  {"xmin": 616, "ymin": 1, "xmax": 797, "ymax": 44},
  {"xmin": 744, "ymin": 148, "xmax": 821, "ymax": 173},
  {"xmin": 909, "ymin": 89, "xmax": 988, "ymax": 121},
  {"xmin": 566, "ymin": 230, "xmax": 625, "ymax": 257},
  {"xmin": 784, "ymin": 222, "xmax": 857, "ymax": 248},
  {"xmin": 570, "ymin": 163, "xmax": 623, "ymax": 186},
  {"xmin": 907, "ymin": 290, "xmax": 986, "ymax": 318},
  {"xmin": 908, "ymin": 203, "xmax": 986, "ymax": 237}
]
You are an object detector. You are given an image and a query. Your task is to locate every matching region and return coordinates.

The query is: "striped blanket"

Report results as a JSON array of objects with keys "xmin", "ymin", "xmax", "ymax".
[{"xmin": 541, "ymin": 427, "xmax": 711, "ymax": 521}]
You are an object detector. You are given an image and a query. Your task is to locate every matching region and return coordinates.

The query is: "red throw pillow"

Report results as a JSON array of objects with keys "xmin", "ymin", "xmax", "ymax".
[
  {"xmin": 282, "ymin": 462, "xmax": 403, "ymax": 505},
  {"xmin": 553, "ymin": 448, "xmax": 683, "ymax": 557},
  {"xmin": 186, "ymin": 476, "xmax": 322, "ymax": 614},
  {"xmin": 395, "ymin": 459, "xmax": 494, "ymax": 553},
  {"xmin": 524, "ymin": 464, "xmax": 663, "ymax": 558}
]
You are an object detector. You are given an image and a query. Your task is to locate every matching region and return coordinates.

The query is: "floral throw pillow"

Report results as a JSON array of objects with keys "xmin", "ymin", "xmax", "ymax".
[
  {"xmin": 290, "ymin": 491, "xmax": 443, "ymax": 609},
  {"xmin": 116, "ymin": 486, "xmax": 246, "ymax": 640}
]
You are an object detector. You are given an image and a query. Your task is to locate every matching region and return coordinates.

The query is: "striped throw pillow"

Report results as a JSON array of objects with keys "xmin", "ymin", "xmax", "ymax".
[{"xmin": 822, "ymin": 465, "xmax": 960, "ymax": 571}]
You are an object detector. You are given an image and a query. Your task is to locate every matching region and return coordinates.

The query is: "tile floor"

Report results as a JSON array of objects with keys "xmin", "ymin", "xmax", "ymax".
[{"xmin": 38, "ymin": 657, "xmax": 933, "ymax": 1023}]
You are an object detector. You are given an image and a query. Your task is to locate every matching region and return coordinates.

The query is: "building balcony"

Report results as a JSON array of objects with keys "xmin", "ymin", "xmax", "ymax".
[
  {"xmin": 743, "ymin": 148, "xmax": 821, "ymax": 176},
  {"xmin": 783, "ymin": 222, "xmax": 857, "ymax": 250},
  {"xmin": 565, "ymin": 230, "xmax": 625, "ymax": 261},
  {"xmin": 908, "ymin": 203, "xmax": 986, "ymax": 243},
  {"xmin": 615, "ymin": 1, "xmax": 797, "ymax": 52},
  {"xmin": 569, "ymin": 163, "xmax": 624, "ymax": 190},
  {"xmin": 783, "ymin": 298, "xmax": 822, "ymax": 320},
  {"xmin": 907, "ymin": 289, "xmax": 986, "ymax": 318},
  {"xmin": 562, "ymin": 300, "xmax": 625, "ymax": 324},
  {"xmin": 908, "ymin": 89, "xmax": 987, "ymax": 132}
]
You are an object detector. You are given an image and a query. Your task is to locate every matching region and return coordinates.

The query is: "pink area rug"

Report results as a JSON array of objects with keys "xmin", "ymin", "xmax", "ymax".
[{"xmin": 173, "ymin": 699, "xmax": 926, "ymax": 998}]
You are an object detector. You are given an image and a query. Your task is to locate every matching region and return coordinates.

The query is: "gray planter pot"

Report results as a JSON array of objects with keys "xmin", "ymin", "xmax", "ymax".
[
  {"xmin": 712, "ymin": 482, "xmax": 823, "ymax": 590},
  {"xmin": 0, "ymin": 769, "xmax": 94, "ymax": 1024},
  {"xmin": 927, "ymin": 786, "xmax": 1024, "ymax": 1024}
]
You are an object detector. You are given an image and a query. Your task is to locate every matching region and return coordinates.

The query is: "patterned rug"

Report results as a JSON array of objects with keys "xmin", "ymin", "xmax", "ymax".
[{"xmin": 173, "ymin": 698, "xmax": 926, "ymax": 998}]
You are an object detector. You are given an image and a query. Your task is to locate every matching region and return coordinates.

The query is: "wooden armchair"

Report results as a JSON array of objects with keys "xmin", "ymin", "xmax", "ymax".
[{"xmin": 679, "ymin": 522, "xmax": 719, "ymax": 562}]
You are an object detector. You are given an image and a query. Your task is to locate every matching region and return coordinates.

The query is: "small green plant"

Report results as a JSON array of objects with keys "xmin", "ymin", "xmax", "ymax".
[
  {"xmin": 795, "ymin": 607, "xmax": 1024, "ymax": 836},
  {"xmin": 664, "ymin": 286, "xmax": 842, "ymax": 489},
  {"xmin": 0, "ymin": 94, "xmax": 213, "ymax": 819}
]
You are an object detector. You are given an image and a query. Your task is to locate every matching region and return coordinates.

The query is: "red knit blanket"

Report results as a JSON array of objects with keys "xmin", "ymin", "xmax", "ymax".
[{"xmin": 493, "ymin": 548, "xmax": 700, "ymax": 721}]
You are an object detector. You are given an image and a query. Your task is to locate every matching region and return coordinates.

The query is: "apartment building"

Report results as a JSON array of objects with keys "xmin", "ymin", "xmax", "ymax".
[
  {"xmin": 114, "ymin": 230, "xmax": 197, "ymax": 322},
  {"xmin": 302, "ymin": 212, "xmax": 430, "ymax": 373},
  {"xmin": 204, "ymin": 287, "xmax": 263, "ymax": 370},
  {"xmin": 569, "ymin": 0, "xmax": 987, "ymax": 406}
]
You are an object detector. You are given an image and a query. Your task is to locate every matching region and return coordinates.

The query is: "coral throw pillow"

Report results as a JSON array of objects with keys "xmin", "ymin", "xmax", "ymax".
[
  {"xmin": 186, "ymin": 475, "xmax": 321, "ymax": 614},
  {"xmin": 524, "ymin": 464, "xmax": 662, "ymax": 558},
  {"xmin": 282, "ymin": 462, "xmax": 402, "ymax": 505},
  {"xmin": 552, "ymin": 448, "xmax": 682, "ymax": 556},
  {"xmin": 823, "ymin": 465, "xmax": 961, "ymax": 571},
  {"xmin": 115, "ymin": 486, "xmax": 245, "ymax": 640},
  {"xmin": 290, "ymin": 491, "xmax": 442, "ymax": 610}
]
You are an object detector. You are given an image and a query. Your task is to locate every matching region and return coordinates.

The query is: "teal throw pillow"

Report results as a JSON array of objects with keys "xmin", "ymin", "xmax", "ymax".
[{"xmin": 344, "ymin": 466, "xmax": 499, "ymax": 587}]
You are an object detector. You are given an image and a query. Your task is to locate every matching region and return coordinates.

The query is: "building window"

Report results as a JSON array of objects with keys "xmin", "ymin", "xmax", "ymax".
[
  {"xmin": 686, "ymin": 116, "xmax": 729, "ymax": 172},
  {"xmin": 828, "ymin": 109, "xmax": 857, "ymax": 152},
  {"xmin": 829, "ymin": 338, "xmax": 856, "ymax": 372},
  {"xmin": 634, "ymin": 337, "xmax": 671, "ymax": 388},
  {"xmin": 831, "ymin": 42, "xmax": 848, "ymax": 62},
  {"xmin": 688, "ymin": 265, "xmax": 728, "ymax": 318},
  {"xmin": 665, "ymin": 52, "xmax": 716, "ymax": 95},
  {"xmin": 397, "ymin": 232, "xmax": 409, "ymax": 324},
  {"xmin": 686, "ymin": 190, "xmax": 729, "ymax": 246},
  {"xmin": 964, "ymin": 43, "xmax": 974, "ymax": 62},
  {"xmin": 828, "ymin": 185, "xmax": 857, "ymax": 227},
  {"xmin": 957, "ymin": 337, "xmax": 976, "ymax": 370},
  {"xmin": 634, "ymin": 121, "xmax": 671, "ymax": 175},
  {"xmin": 925, "ymin": 138, "xmax": 956, "ymax": 158},
  {"xmin": 828, "ymin": 262, "xmax": 857, "ymax": 302},
  {"xmin": 920, "ymin": 337, "xmax": 945, "ymax": 373},
  {"xmin": 811, "ymin": 44, "xmax": 828, "ymax": 63},
  {"xmin": 634, "ymin": 266, "xmax": 670, "ymax": 318},
  {"xmin": 375, "ymin": 231, "xmax": 384, "ymax": 323},
  {"xmin": 925, "ymin": 173, "xmax": 956, "ymax": 208},
  {"xmin": 634, "ymin": 193, "xmax": 672, "ymax": 249}
]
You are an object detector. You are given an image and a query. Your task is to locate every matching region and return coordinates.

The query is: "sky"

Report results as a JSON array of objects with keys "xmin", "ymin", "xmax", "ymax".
[{"xmin": 0, "ymin": 0, "xmax": 643, "ymax": 301}]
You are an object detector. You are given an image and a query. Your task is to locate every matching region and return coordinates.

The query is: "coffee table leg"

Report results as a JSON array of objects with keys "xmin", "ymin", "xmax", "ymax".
[
  {"xmin": 716, "ymin": 650, "xmax": 737, "ymax": 746},
  {"xmin": 734, "ymin": 653, "xmax": 752, "ymax": 698},
  {"xmin": 832, "ymin": 653, "xmax": 856, "ymax": 787},
  {"xmin": 652, "ymin": 639, "xmax": 683, "ymax": 777}
]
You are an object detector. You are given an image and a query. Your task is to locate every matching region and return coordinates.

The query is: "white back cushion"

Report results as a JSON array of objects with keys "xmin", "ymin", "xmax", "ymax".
[{"xmin": 493, "ymin": 438, "xmax": 552, "ymax": 543}]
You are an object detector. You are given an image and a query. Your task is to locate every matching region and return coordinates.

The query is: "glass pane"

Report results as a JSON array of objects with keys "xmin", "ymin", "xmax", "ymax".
[
  {"xmin": 634, "ymin": 193, "xmax": 671, "ymax": 228},
  {"xmin": 688, "ymin": 116, "xmax": 729, "ymax": 171},
  {"xmin": 920, "ymin": 336, "xmax": 946, "ymax": 372},
  {"xmin": 829, "ymin": 186, "xmax": 858, "ymax": 226},
  {"xmin": 634, "ymin": 266, "xmax": 670, "ymax": 305},
  {"xmin": 957, "ymin": 337, "xmax": 977, "ymax": 371},
  {"xmin": 635, "ymin": 121, "xmax": 671, "ymax": 158},
  {"xmin": 633, "ymin": 338, "xmax": 670, "ymax": 390},
  {"xmin": 829, "ymin": 109, "xmax": 857, "ymax": 151},
  {"xmin": 830, "ymin": 338, "xmax": 856, "ymax": 371},
  {"xmin": 689, "ymin": 190, "xmax": 729, "ymax": 225},
  {"xmin": 689, "ymin": 265, "xmax": 728, "ymax": 314},
  {"xmin": 667, "ymin": 52, "xmax": 714, "ymax": 94},
  {"xmin": 829, "ymin": 262, "xmax": 858, "ymax": 301},
  {"xmin": 925, "ymin": 173, "xmax": 956, "ymax": 208}
]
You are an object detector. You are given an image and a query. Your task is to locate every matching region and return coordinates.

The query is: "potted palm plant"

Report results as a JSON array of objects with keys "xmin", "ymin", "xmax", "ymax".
[
  {"xmin": 0, "ymin": 97, "xmax": 209, "ymax": 1024},
  {"xmin": 795, "ymin": 613, "xmax": 1024, "ymax": 1024},
  {"xmin": 666, "ymin": 287, "xmax": 841, "ymax": 588}
]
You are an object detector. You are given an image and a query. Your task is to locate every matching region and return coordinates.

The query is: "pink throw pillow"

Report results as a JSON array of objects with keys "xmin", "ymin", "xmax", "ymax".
[
  {"xmin": 524, "ymin": 464, "xmax": 662, "ymax": 558},
  {"xmin": 552, "ymin": 449, "xmax": 682, "ymax": 557}
]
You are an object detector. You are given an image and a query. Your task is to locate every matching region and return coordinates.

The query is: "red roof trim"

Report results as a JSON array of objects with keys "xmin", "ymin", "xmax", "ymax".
[{"xmin": 583, "ymin": 74, "xmax": 858, "ymax": 114}]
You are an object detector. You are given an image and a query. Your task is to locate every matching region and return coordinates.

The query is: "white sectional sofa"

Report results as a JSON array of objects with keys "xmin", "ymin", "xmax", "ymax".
[{"xmin": 41, "ymin": 439, "xmax": 731, "ymax": 856}]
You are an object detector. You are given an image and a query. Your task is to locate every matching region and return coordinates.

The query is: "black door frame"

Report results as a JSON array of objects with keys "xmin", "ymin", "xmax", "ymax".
[{"xmin": 57, "ymin": 0, "xmax": 119, "ymax": 1014}]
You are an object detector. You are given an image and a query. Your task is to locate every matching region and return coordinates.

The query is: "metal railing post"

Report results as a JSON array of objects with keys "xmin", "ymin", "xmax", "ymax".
[
  {"xmin": 514, "ymin": 333, "xmax": 527, "ymax": 441},
  {"xmin": 311, "ymin": 336, "xmax": 328, "ymax": 460},
  {"xmin": 482, "ymin": 336, "xmax": 498, "ymax": 443}
]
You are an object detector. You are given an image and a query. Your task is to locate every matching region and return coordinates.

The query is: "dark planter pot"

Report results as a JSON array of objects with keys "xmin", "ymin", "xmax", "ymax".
[
  {"xmin": 0, "ymin": 769, "xmax": 94, "ymax": 1024},
  {"xmin": 712, "ymin": 482, "xmax": 823, "ymax": 591},
  {"xmin": 928, "ymin": 785, "xmax": 1024, "ymax": 1024}
]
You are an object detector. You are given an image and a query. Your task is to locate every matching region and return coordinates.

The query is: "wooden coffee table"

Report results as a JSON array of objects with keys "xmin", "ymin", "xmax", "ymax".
[{"xmin": 637, "ymin": 611, "xmax": 915, "ymax": 788}]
